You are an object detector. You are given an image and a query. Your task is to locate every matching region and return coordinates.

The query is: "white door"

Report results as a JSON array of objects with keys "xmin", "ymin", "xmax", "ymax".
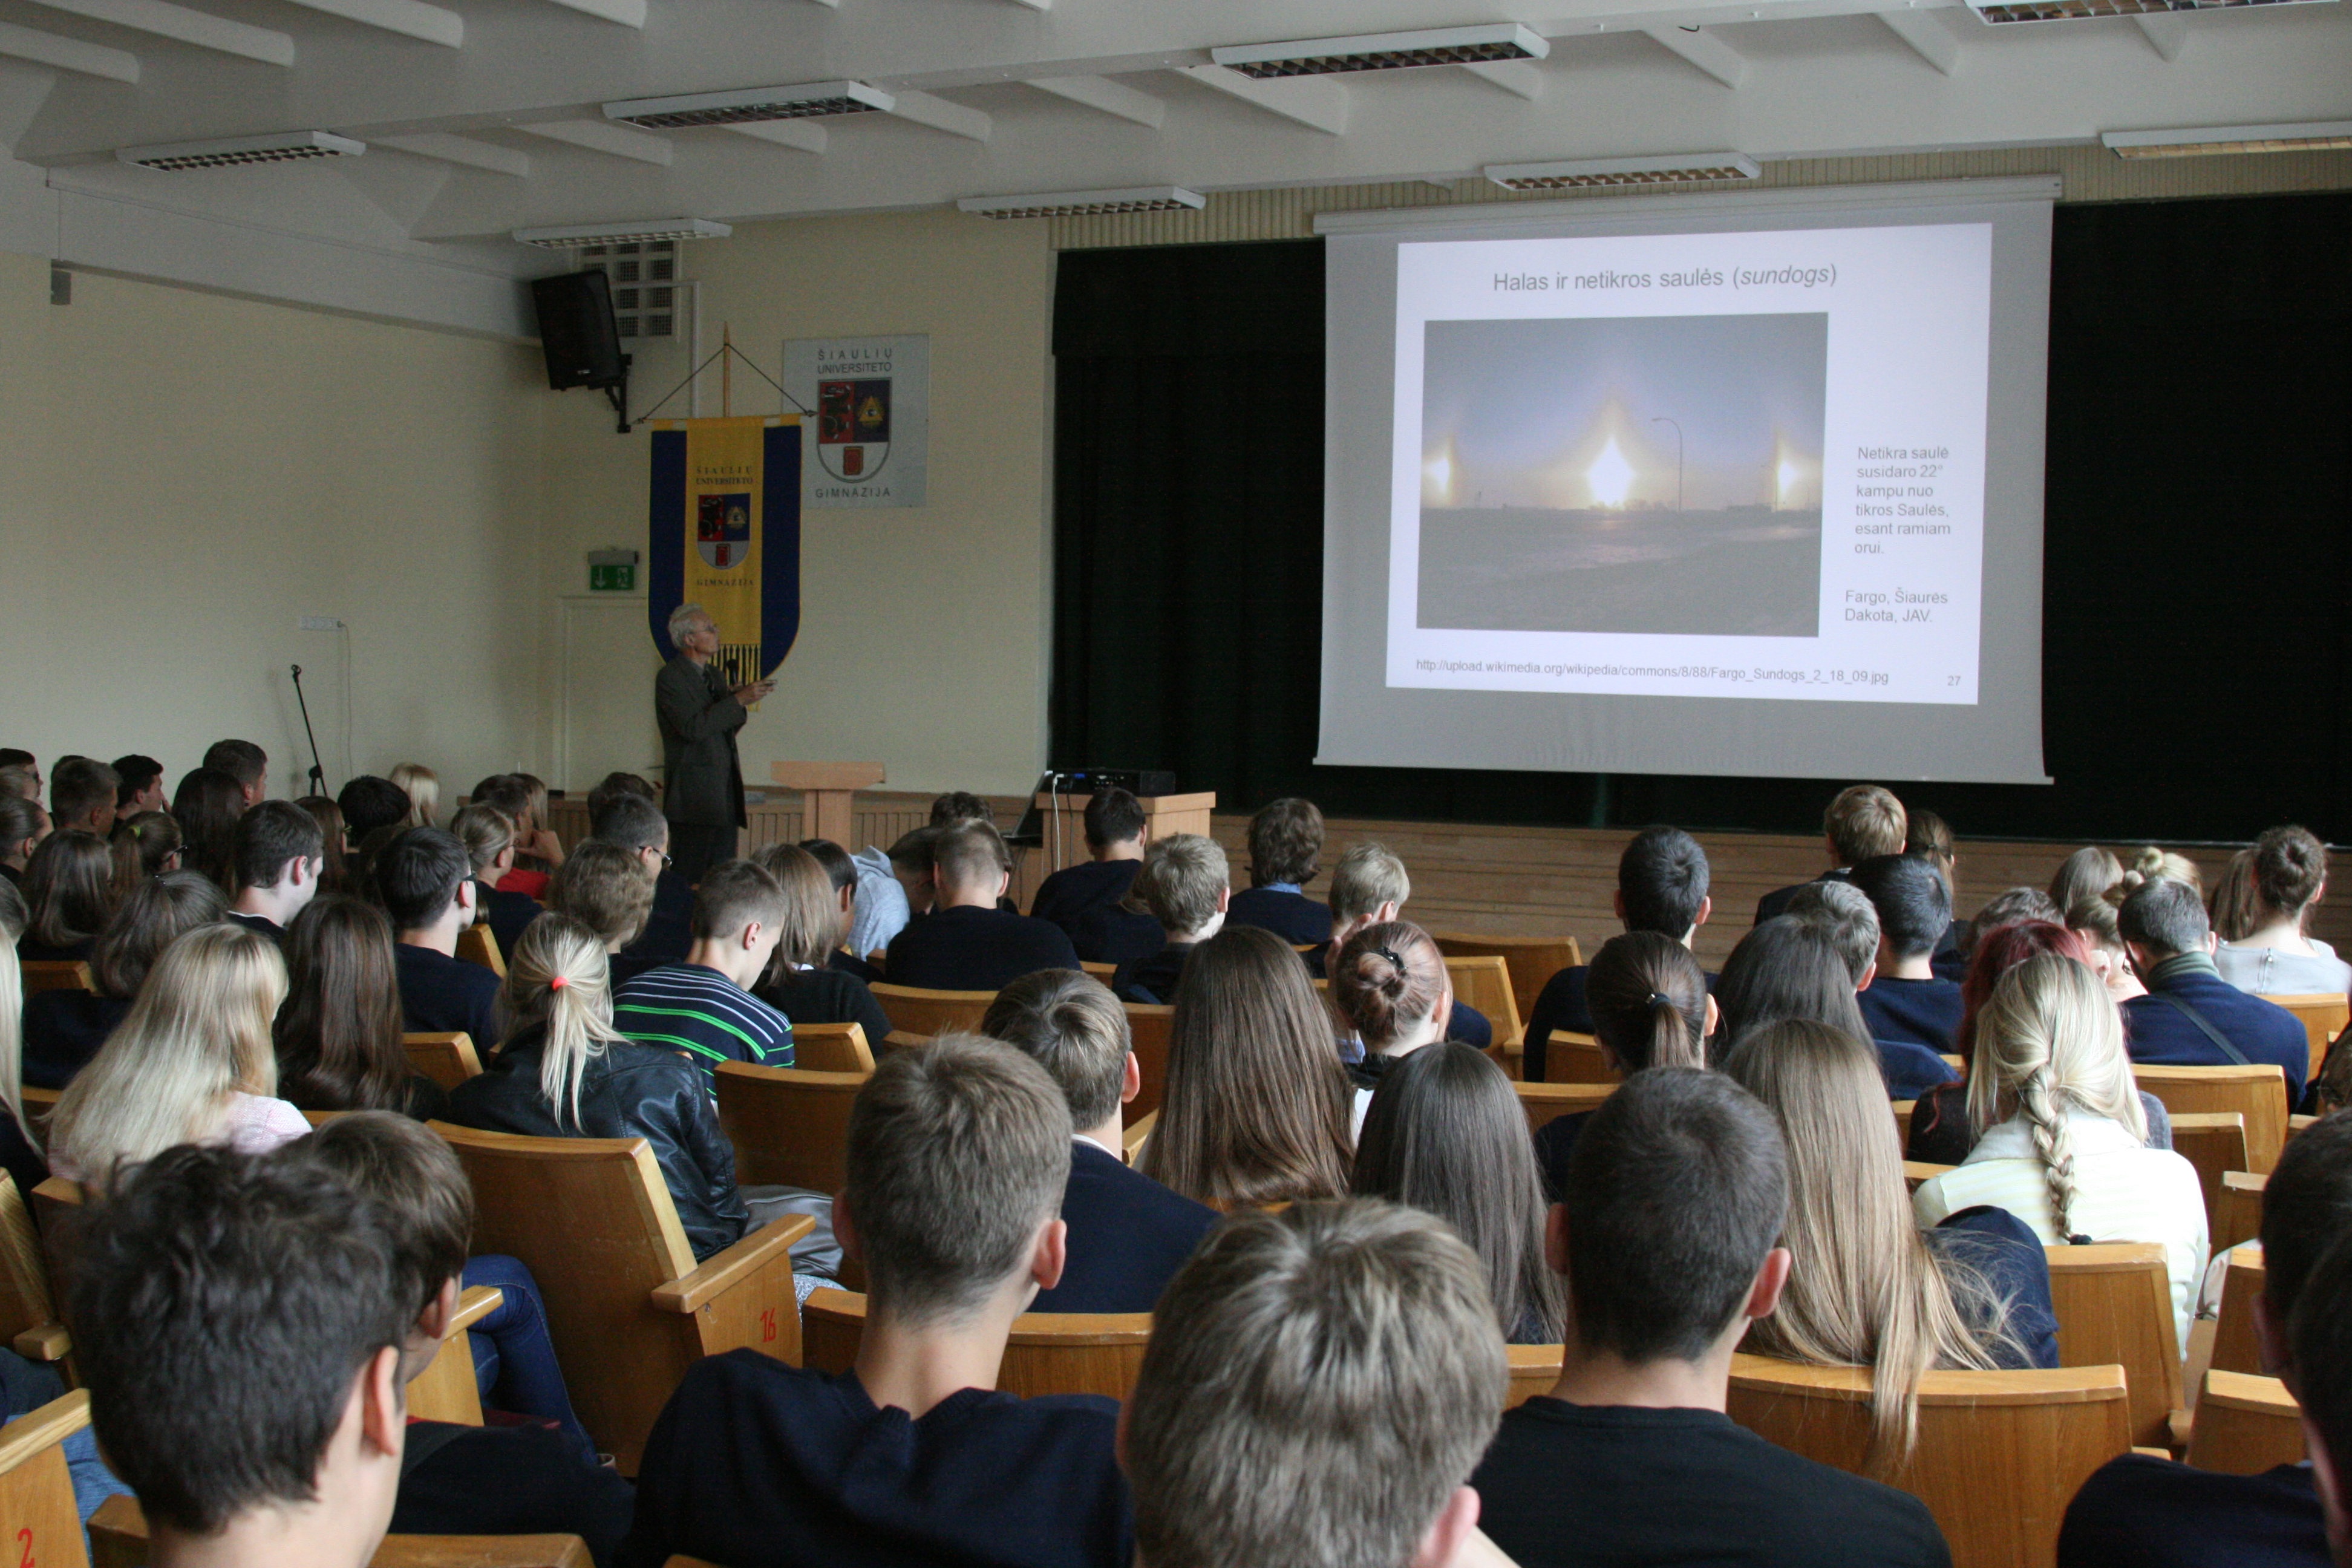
[{"xmin": 560, "ymin": 597, "xmax": 665, "ymax": 792}]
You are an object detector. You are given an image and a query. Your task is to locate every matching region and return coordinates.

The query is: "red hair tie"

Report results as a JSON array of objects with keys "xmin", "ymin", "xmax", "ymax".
[{"xmin": 549, "ymin": 975, "xmax": 569, "ymax": 990}]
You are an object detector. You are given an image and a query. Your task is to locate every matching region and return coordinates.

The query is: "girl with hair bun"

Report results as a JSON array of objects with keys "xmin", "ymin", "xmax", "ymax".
[
  {"xmin": 1912, "ymin": 953, "xmax": 2208, "ymax": 1345},
  {"xmin": 1329, "ymin": 920, "xmax": 1452, "ymax": 1126},
  {"xmin": 444, "ymin": 913, "xmax": 775, "ymax": 1263},
  {"xmin": 2215, "ymin": 825, "xmax": 2352, "ymax": 998}
]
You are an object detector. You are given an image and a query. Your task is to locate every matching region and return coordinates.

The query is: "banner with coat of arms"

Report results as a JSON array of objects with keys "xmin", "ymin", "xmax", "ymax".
[
  {"xmin": 645, "ymin": 415, "xmax": 802, "ymax": 685},
  {"xmin": 782, "ymin": 334, "xmax": 929, "ymax": 509}
]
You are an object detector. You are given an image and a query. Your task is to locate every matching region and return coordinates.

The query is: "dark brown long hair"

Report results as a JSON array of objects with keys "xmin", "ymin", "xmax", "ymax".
[
  {"xmin": 171, "ymin": 767, "xmax": 247, "ymax": 892},
  {"xmin": 25, "ymin": 830, "xmax": 119, "ymax": 949},
  {"xmin": 1138, "ymin": 924, "xmax": 1353, "ymax": 1209},
  {"xmin": 90, "ymin": 872, "xmax": 226, "ymax": 1001},
  {"xmin": 273, "ymin": 895, "xmax": 411, "ymax": 1112},
  {"xmin": 1586, "ymin": 931, "xmax": 1710, "ymax": 1074},
  {"xmin": 1353, "ymin": 1042, "xmax": 1564, "ymax": 1344}
]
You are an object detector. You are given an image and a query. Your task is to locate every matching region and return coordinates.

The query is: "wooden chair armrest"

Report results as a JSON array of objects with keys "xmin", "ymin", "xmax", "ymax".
[
  {"xmin": 883, "ymin": 1030, "xmax": 928, "ymax": 1052},
  {"xmin": 2131, "ymin": 1445, "xmax": 2175, "ymax": 1459},
  {"xmin": 448, "ymin": 1284, "xmax": 503, "ymax": 1336},
  {"xmin": 90, "ymin": 1494, "xmax": 148, "ymax": 1568},
  {"xmin": 10, "ymin": 1322, "xmax": 70, "ymax": 1362},
  {"xmin": 91, "ymin": 1494, "xmax": 590, "ymax": 1568},
  {"xmin": 0, "ymin": 1388, "xmax": 86, "ymax": 1471},
  {"xmin": 650, "ymin": 1213, "xmax": 815, "ymax": 1316}
]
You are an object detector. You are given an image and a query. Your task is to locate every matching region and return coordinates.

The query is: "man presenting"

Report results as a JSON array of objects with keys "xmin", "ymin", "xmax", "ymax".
[{"xmin": 658, "ymin": 603, "xmax": 774, "ymax": 886}]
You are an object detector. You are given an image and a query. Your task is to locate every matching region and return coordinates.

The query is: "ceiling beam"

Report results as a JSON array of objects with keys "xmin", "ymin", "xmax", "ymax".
[
  {"xmin": 540, "ymin": 0, "xmax": 644, "ymax": 23},
  {"xmin": 517, "ymin": 117, "xmax": 671, "ymax": 164},
  {"xmin": 377, "ymin": 131, "xmax": 529, "ymax": 175},
  {"xmin": 2133, "ymin": 13, "xmax": 2187, "ymax": 59},
  {"xmin": 727, "ymin": 119, "xmax": 827, "ymax": 152},
  {"xmin": 1461, "ymin": 58, "xmax": 1544, "ymax": 99},
  {"xmin": 1875, "ymin": 8, "xmax": 1960, "ymax": 74},
  {"xmin": 274, "ymin": 0, "xmax": 462, "ymax": 48},
  {"xmin": 1175, "ymin": 63, "xmax": 1348, "ymax": 136},
  {"xmin": 0, "ymin": 21, "xmax": 136, "ymax": 81},
  {"xmin": 21, "ymin": 0, "xmax": 291, "ymax": 66},
  {"xmin": 1027, "ymin": 74, "xmax": 1165, "ymax": 129},
  {"xmin": 886, "ymin": 87, "xmax": 991, "ymax": 142},
  {"xmin": 1642, "ymin": 24, "xmax": 1748, "ymax": 88}
]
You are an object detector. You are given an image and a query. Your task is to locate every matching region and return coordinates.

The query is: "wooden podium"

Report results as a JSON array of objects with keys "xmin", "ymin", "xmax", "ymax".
[
  {"xmin": 1030, "ymin": 790, "xmax": 1215, "ymax": 877},
  {"xmin": 771, "ymin": 762, "xmax": 886, "ymax": 846}
]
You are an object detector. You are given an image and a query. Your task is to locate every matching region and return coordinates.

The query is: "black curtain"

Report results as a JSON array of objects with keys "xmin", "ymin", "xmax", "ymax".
[{"xmin": 1049, "ymin": 197, "xmax": 2352, "ymax": 841}]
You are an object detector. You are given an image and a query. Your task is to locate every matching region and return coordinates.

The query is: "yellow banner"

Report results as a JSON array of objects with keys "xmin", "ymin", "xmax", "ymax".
[{"xmin": 654, "ymin": 414, "xmax": 799, "ymax": 687}]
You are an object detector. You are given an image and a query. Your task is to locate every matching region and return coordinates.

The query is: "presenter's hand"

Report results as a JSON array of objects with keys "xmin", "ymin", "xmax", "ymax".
[{"xmin": 733, "ymin": 678, "xmax": 776, "ymax": 704}]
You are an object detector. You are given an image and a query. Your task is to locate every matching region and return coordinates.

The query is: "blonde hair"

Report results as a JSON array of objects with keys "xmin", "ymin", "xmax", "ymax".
[
  {"xmin": 2122, "ymin": 846, "xmax": 2202, "ymax": 898},
  {"xmin": 0, "ymin": 936, "xmax": 34, "ymax": 1155},
  {"xmin": 1328, "ymin": 843, "xmax": 1410, "ymax": 922},
  {"xmin": 750, "ymin": 844, "xmax": 841, "ymax": 972},
  {"xmin": 1722, "ymin": 1020, "xmax": 2010, "ymax": 1471},
  {"xmin": 500, "ymin": 914, "xmax": 627, "ymax": 1131},
  {"xmin": 48, "ymin": 924, "xmax": 287, "ymax": 1183},
  {"xmin": 2210, "ymin": 848, "xmax": 2262, "ymax": 944},
  {"xmin": 449, "ymin": 803, "xmax": 514, "ymax": 879},
  {"xmin": 1824, "ymin": 786, "xmax": 1907, "ymax": 866},
  {"xmin": 1967, "ymin": 954, "xmax": 2146, "ymax": 1239},
  {"xmin": 388, "ymin": 763, "xmax": 440, "ymax": 829},
  {"xmin": 1134, "ymin": 834, "xmax": 1228, "ymax": 936},
  {"xmin": 544, "ymin": 842, "xmax": 655, "ymax": 952},
  {"xmin": 2049, "ymin": 847, "xmax": 2124, "ymax": 915}
]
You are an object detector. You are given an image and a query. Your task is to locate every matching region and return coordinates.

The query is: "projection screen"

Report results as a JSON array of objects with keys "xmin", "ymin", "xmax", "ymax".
[{"xmin": 1316, "ymin": 177, "xmax": 2056, "ymax": 784}]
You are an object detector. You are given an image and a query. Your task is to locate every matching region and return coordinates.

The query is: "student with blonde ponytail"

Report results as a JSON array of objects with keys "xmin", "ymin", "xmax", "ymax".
[
  {"xmin": 1913, "ymin": 953, "xmax": 2208, "ymax": 1344},
  {"xmin": 444, "ymin": 914, "xmax": 766, "ymax": 1263},
  {"xmin": 1724, "ymin": 1019, "xmax": 2052, "ymax": 1474},
  {"xmin": 47, "ymin": 924, "xmax": 309, "ymax": 1184}
]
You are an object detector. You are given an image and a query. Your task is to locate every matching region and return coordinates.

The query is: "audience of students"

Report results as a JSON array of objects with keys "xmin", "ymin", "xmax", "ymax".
[
  {"xmin": 293, "ymin": 794, "xmax": 354, "ymax": 897},
  {"xmin": 110, "ymin": 754, "xmax": 165, "ymax": 815},
  {"xmin": 338, "ymin": 776, "xmax": 416, "ymax": 849},
  {"xmin": 22, "ymin": 869, "xmax": 224, "ymax": 1088},
  {"xmin": 1224, "ymin": 796, "xmax": 1334, "ymax": 945},
  {"xmin": 49, "ymin": 755, "xmax": 119, "ymax": 836},
  {"xmin": 387, "ymin": 762, "xmax": 440, "ymax": 829},
  {"xmin": 1473, "ymin": 1068, "xmax": 1952, "ymax": 1568},
  {"xmin": 470, "ymin": 774, "xmax": 564, "ymax": 897},
  {"xmin": 48, "ymin": 923, "xmax": 310, "ymax": 1182},
  {"xmin": 544, "ymin": 838, "xmax": 660, "ymax": 991},
  {"xmin": 886, "ymin": 824, "xmax": 941, "ymax": 921},
  {"xmin": 1354, "ymin": 1040, "xmax": 1565, "ymax": 1345},
  {"xmin": 1532, "ymin": 930, "xmax": 1714, "ymax": 1193},
  {"xmin": 273, "ymin": 895, "xmax": 449, "ymax": 1120},
  {"xmin": 225, "ymin": 799, "xmax": 325, "ymax": 946},
  {"xmin": 1912, "ymin": 953, "xmax": 2209, "ymax": 1344},
  {"xmin": 170, "ymin": 765, "xmax": 247, "ymax": 889},
  {"xmin": 795, "ymin": 837, "xmax": 882, "ymax": 980},
  {"xmin": 1029, "ymin": 785, "xmax": 1158, "ymax": 966},
  {"xmin": 885, "ymin": 819, "xmax": 1080, "ymax": 991},
  {"xmin": 623, "ymin": 1035, "xmax": 1134, "ymax": 1568},
  {"xmin": 2287, "ymin": 1234, "xmax": 2352, "ymax": 1568},
  {"xmin": 1904, "ymin": 808, "xmax": 1962, "ymax": 962},
  {"xmin": 981, "ymin": 970, "xmax": 1217, "ymax": 1313},
  {"xmin": 612, "ymin": 859, "xmax": 795, "ymax": 1075},
  {"xmin": 2211, "ymin": 847, "xmax": 2264, "ymax": 945},
  {"xmin": 2118, "ymin": 875, "xmax": 2310, "ymax": 1106},
  {"xmin": 109, "ymin": 809, "xmax": 183, "ymax": 890},
  {"xmin": 749, "ymin": 842, "xmax": 893, "ymax": 1050},
  {"xmin": 1308, "ymin": 843, "xmax": 1493, "ymax": 1048},
  {"xmin": 586, "ymin": 792, "xmax": 690, "ymax": 965},
  {"xmin": 2049, "ymin": 846, "xmax": 2125, "ymax": 915},
  {"xmin": 2063, "ymin": 888, "xmax": 2149, "ymax": 1003},
  {"xmin": 378, "ymin": 826, "xmax": 501, "ymax": 1051},
  {"xmin": 203, "ymin": 738, "xmax": 268, "ymax": 806},
  {"xmin": 1851, "ymin": 852, "xmax": 1967, "ymax": 1051},
  {"xmin": 842, "ymin": 828, "xmax": 912, "ymax": 965},
  {"xmin": 0, "ymin": 936, "xmax": 47, "ymax": 1199},
  {"xmin": 2059, "ymin": 1108, "xmax": 2352, "ymax": 1566},
  {"xmin": 0, "ymin": 793, "xmax": 45, "ymax": 887},
  {"xmin": 1138, "ymin": 924, "xmax": 1353, "ymax": 1210},
  {"xmin": 2215, "ymin": 825, "xmax": 2351, "ymax": 997},
  {"xmin": 1524, "ymin": 824, "xmax": 1712, "ymax": 1080},
  {"xmin": 1721, "ymin": 1019, "xmax": 2057, "ymax": 1470},
  {"xmin": 1783, "ymin": 877, "xmax": 1881, "ymax": 988},
  {"xmin": 1331, "ymin": 920, "xmax": 1454, "ymax": 1117},
  {"xmin": 450, "ymin": 802, "xmax": 540, "ymax": 962},
  {"xmin": 18, "ymin": 827, "xmax": 117, "ymax": 962},
  {"xmin": 1126, "ymin": 1199, "xmax": 1511, "ymax": 1568},
  {"xmin": 1753, "ymin": 784, "xmax": 1909, "ymax": 926},
  {"xmin": 1111, "ymin": 831, "xmax": 1227, "ymax": 1004},
  {"xmin": 446, "ymin": 913, "xmax": 758, "ymax": 1261},
  {"xmin": 1716, "ymin": 916, "xmax": 1958, "ymax": 1100}
]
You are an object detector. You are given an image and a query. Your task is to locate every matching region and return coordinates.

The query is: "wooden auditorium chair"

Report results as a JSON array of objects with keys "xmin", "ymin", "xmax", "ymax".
[
  {"xmin": 1543, "ymin": 1031, "xmax": 1617, "ymax": 1086},
  {"xmin": 1121, "ymin": 1111, "xmax": 1156, "ymax": 1165},
  {"xmin": 786, "ymin": 1021, "xmax": 876, "ymax": 1074},
  {"xmin": 87, "ymin": 1498, "xmax": 592, "ymax": 1568},
  {"xmin": 2132, "ymin": 1063, "xmax": 2290, "ymax": 1174},
  {"xmin": 0, "ymin": 1388, "xmax": 93, "ymax": 1568},
  {"xmin": 1123, "ymin": 1002, "xmax": 1172, "ymax": 1122},
  {"xmin": 802, "ymin": 1288, "xmax": 1151, "ymax": 1402},
  {"xmin": 712, "ymin": 1061, "xmax": 865, "ymax": 1197},
  {"xmin": 1430, "ymin": 932, "xmax": 1581, "ymax": 1025},
  {"xmin": 2215, "ymin": 1170, "xmax": 2267, "ymax": 1254},
  {"xmin": 2264, "ymin": 992, "xmax": 2344, "ymax": 1087},
  {"xmin": 455, "ymin": 923, "xmax": 506, "ymax": 979},
  {"xmin": 0, "ymin": 1174, "xmax": 68, "ymax": 1378},
  {"xmin": 868, "ymin": 983, "xmax": 996, "ymax": 1039},
  {"xmin": 1505, "ymin": 1344, "xmax": 1563, "ymax": 1410},
  {"xmin": 2043, "ymin": 1243, "xmax": 2184, "ymax": 1449},
  {"xmin": 2164, "ymin": 1112, "xmax": 2249, "ymax": 1239},
  {"xmin": 431, "ymin": 1123, "xmax": 814, "ymax": 1474},
  {"xmin": 2208, "ymin": 1244, "xmax": 2266, "ymax": 1377},
  {"xmin": 1438, "ymin": 955, "xmax": 1524, "ymax": 1051},
  {"xmin": 1727, "ymin": 1354, "xmax": 2132, "ymax": 1568},
  {"xmin": 1511, "ymin": 1080, "xmax": 1613, "ymax": 1137},
  {"xmin": 18, "ymin": 961, "xmax": 93, "ymax": 996},
  {"xmin": 402, "ymin": 1033, "xmax": 485, "ymax": 1092},
  {"xmin": 2184, "ymin": 1369, "xmax": 2304, "ymax": 1475}
]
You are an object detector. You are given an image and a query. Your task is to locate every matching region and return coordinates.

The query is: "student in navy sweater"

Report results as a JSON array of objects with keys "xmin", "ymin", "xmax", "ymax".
[
  {"xmin": 1223, "ymin": 796, "xmax": 1333, "ymax": 947},
  {"xmin": 1110, "ymin": 833, "xmax": 1229, "ymax": 1005},
  {"xmin": 2060, "ymin": 1109, "xmax": 2352, "ymax": 1567},
  {"xmin": 379, "ymin": 828, "xmax": 502, "ymax": 1052},
  {"xmin": 1029, "ymin": 786, "xmax": 1160, "ymax": 967},
  {"xmin": 622, "ymin": 1036, "xmax": 1134, "ymax": 1568},
  {"xmin": 1124, "ymin": 1201, "xmax": 1511, "ymax": 1568},
  {"xmin": 1783, "ymin": 883, "xmax": 1962, "ymax": 1103},
  {"xmin": 886, "ymin": 820, "xmax": 1081, "ymax": 991},
  {"xmin": 981, "ymin": 970, "xmax": 1217, "ymax": 1312},
  {"xmin": 1752, "ymin": 783, "xmax": 1909, "ymax": 926},
  {"xmin": 1851, "ymin": 853, "xmax": 1967, "ymax": 1053},
  {"xmin": 1306, "ymin": 844, "xmax": 1492, "ymax": 1050},
  {"xmin": 223, "ymin": 800, "xmax": 324, "ymax": 947},
  {"xmin": 2118, "ymin": 877, "xmax": 2310, "ymax": 1106},
  {"xmin": 1524, "ymin": 826, "xmax": 1714, "ymax": 1082}
]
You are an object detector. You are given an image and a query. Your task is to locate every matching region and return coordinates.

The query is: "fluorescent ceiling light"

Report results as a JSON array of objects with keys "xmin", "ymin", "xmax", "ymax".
[
  {"xmin": 958, "ymin": 186, "xmax": 1207, "ymax": 219},
  {"xmin": 2102, "ymin": 120, "xmax": 2352, "ymax": 157},
  {"xmin": 512, "ymin": 218, "xmax": 733, "ymax": 249},
  {"xmin": 117, "ymin": 130, "xmax": 363, "ymax": 171},
  {"xmin": 1969, "ymin": 0, "xmax": 2327, "ymax": 21},
  {"xmin": 1484, "ymin": 152, "xmax": 1760, "ymax": 190},
  {"xmin": 604, "ymin": 80, "xmax": 894, "ymax": 129},
  {"xmin": 1211, "ymin": 24, "xmax": 1547, "ymax": 79}
]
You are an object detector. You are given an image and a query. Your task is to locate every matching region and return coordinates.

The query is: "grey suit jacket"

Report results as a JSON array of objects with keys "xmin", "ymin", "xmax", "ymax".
[{"xmin": 656, "ymin": 655, "xmax": 747, "ymax": 828}]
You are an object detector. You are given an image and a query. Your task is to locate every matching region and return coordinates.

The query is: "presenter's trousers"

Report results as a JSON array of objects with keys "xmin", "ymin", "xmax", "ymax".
[{"xmin": 666, "ymin": 820, "xmax": 739, "ymax": 888}]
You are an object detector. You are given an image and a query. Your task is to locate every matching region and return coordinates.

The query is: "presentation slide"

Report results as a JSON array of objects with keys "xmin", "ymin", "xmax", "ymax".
[{"xmin": 1318, "ymin": 180, "xmax": 2054, "ymax": 784}]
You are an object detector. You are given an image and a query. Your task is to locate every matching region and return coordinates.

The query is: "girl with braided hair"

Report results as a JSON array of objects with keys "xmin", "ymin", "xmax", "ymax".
[{"xmin": 1912, "ymin": 952, "xmax": 2207, "ymax": 1346}]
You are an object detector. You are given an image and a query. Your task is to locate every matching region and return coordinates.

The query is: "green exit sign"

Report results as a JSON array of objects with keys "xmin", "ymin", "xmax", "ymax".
[{"xmin": 589, "ymin": 563, "xmax": 636, "ymax": 592}]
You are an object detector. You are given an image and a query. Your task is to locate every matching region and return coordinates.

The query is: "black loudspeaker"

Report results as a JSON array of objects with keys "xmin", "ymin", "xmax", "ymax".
[{"xmin": 531, "ymin": 270, "xmax": 626, "ymax": 390}]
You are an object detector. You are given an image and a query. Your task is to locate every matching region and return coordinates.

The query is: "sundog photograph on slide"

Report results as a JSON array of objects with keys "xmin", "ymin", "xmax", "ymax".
[{"xmin": 1416, "ymin": 312, "xmax": 1826, "ymax": 638}]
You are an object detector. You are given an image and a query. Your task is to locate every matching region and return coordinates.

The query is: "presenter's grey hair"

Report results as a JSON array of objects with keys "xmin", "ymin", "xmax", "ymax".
[{"xmin": 666, "ymin": 603, "xmax": 711, "ymax": 647}]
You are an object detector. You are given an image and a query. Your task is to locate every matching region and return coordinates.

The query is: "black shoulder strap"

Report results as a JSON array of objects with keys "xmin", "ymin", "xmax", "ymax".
[{"xmin": 2151, "ymin": 989, "xmax": 2252, "ymax": 1067}]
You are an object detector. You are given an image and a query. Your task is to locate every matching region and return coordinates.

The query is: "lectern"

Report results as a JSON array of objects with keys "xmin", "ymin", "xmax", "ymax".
[
  {"xmin": 1030, "ymin": 791, "xmax": 1217, "ymax": 877},
  {"xmin": 771, "ymin": 762, "xmax": 886, "ymax": 847}
]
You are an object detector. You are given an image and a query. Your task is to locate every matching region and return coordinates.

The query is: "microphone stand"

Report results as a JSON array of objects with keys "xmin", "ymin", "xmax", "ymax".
[{"xmin": 289, "ymin": 664, "xmax": 328, "ymax": 797}]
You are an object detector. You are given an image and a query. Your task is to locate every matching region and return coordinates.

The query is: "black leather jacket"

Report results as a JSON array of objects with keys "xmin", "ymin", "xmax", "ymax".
[{"xmin": 444, "ymin": 1025, "xmax": 750, "ymax": 1261}]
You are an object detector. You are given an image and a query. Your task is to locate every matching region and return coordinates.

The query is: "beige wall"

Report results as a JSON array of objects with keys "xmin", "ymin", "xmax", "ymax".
[
  {"xmin": 0, "ymin": 253, "xmax": 549, "ymax": 801},
  {"xmin": 536, "ymin": 207, "xmax": 1056, "ymax": 802}
]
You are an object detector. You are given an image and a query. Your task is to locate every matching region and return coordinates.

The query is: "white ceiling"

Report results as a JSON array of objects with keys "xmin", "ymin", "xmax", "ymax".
[{"xmin": 0, "ymin": 0, "xmax": 2343, "ymax": 328}]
